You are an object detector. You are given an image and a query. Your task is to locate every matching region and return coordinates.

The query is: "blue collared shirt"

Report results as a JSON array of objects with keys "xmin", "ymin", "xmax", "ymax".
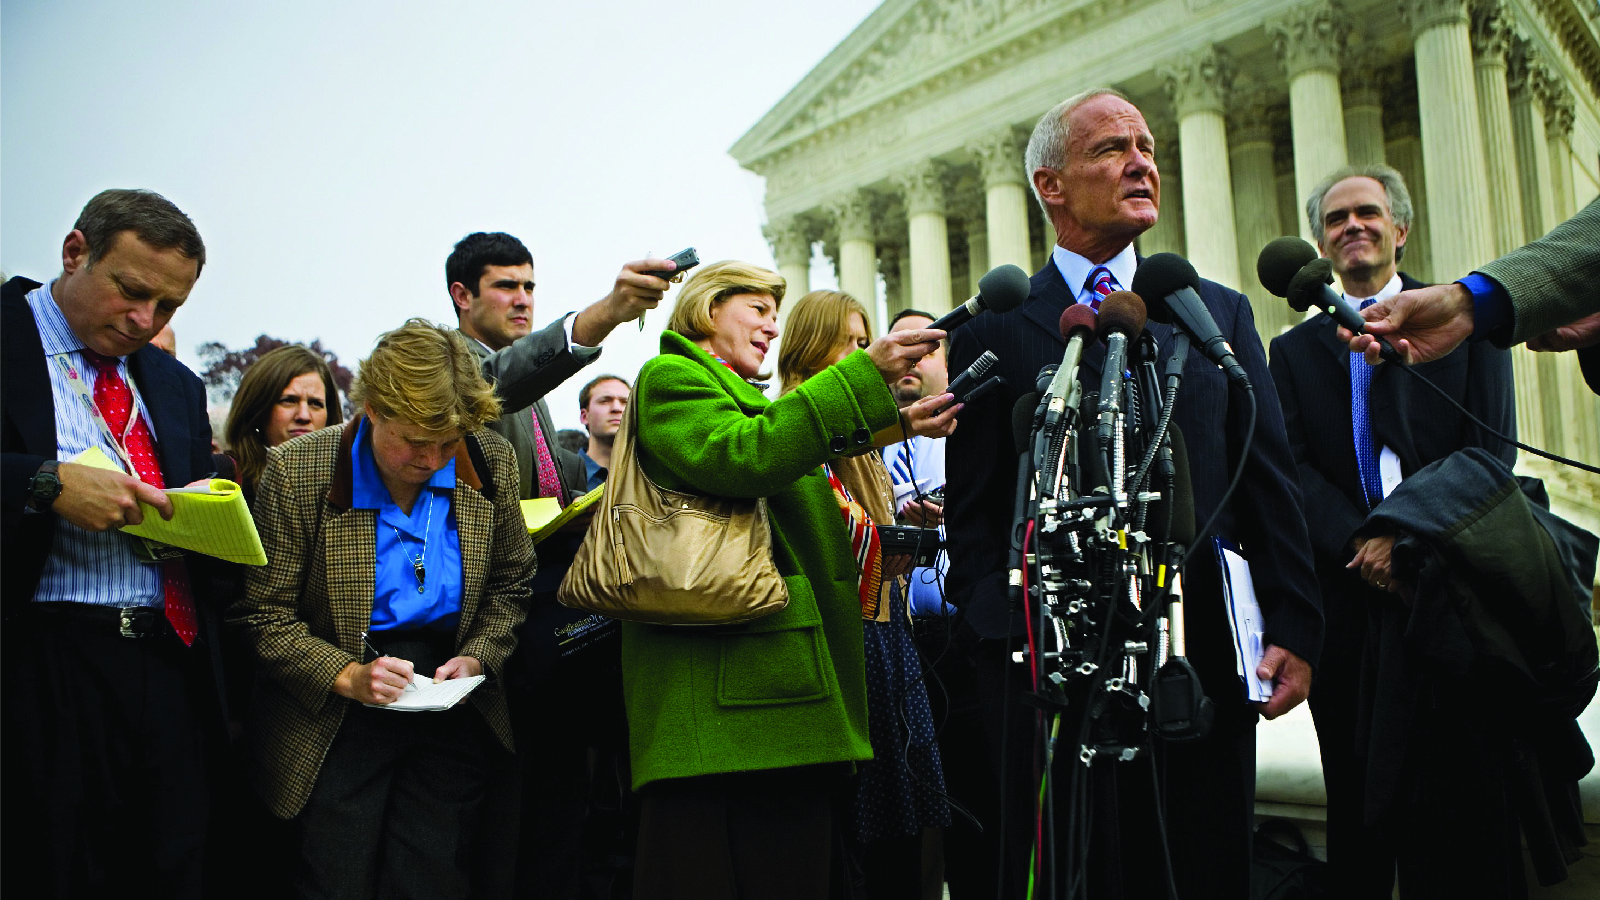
[
  {"xmin": 351, "ymin": 419, "xmax": 464, "ymax": 632},
  {"xmin": 1459, "ymin": 272, "xmax": 1514, "ymax": 344},
  {"xmin": 1052, "ymin": 243, "xmax": 1139, "ymax": 306},
  {"xmin": 577, "ymin": 448, "xmax": 608, "ymax": 492},
  {"xmin": 27, "ymin": 280, "xmax": 163, "ymax": 608}
]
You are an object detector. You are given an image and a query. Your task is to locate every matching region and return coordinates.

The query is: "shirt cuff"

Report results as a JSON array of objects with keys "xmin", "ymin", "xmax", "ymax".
[
  {"xmin": 561, "ymin": 312, "xmax": 602, "ymax": 359},
  {"xmin": 1458, "ymin": 272, "xmax": 1513, "ymax": 344}
]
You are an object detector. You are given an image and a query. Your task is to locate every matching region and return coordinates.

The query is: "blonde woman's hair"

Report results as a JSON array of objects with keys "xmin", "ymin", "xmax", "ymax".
[
  {"xmin": 666, "ymin": 260, "xmax": 787, "ymax": 341},
  {"xmin": 777, "ymin": 290, "xmax": 873, "ymax": 395},
  {"xmin": 350, "ymin": 319, "xmax": 501, "ymax": 434}
]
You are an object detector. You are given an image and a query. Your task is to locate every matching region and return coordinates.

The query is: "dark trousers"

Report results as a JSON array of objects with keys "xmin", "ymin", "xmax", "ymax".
[
  {"xmin": 633, "ymin": 766, "xmax": 855, "ymax": 900},
  {"xmin": 294, "ymin": 633, "xmax": 495, "ymax": 900},
  {"xmin": 7, "ymin": 606, "xmax": 211, "ymax": 900},
  {"xmin": 965, "ymin": 599, "xmax": 1257, "ymax": 900}
]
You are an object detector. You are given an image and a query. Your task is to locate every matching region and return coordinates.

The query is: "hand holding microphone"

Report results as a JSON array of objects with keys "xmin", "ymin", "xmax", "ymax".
[{"xmin": 1256, "ymin": 235, "xmax": 1407, "ymax": 364}]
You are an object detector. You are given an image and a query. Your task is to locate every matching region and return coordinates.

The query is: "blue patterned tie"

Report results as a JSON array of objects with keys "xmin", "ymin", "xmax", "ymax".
[
  {"xmin": 1350, "ymin": 297, "xmax": 1383, "ymax": 509},
  {"xmin": 1084, "ymin": 267, "xmax": 1117, "ymax": 309}
]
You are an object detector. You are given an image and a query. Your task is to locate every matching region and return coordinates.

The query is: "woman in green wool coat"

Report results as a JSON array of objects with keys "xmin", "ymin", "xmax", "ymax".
[{"xmin": 624, "ymin": 261, "xmax": 947, "ymax": 900}]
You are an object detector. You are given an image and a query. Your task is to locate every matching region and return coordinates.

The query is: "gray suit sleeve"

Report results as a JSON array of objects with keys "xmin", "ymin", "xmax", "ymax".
[
  {"xmin": 1478, "ymin": 196, "xmax": 1600, "ymax": 345},
  {"xmin": 476, "ymin": 317, "xmax": 599, "ymax": 415}
]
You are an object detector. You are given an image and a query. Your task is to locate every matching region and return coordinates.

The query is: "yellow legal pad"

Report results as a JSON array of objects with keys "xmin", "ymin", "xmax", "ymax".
[
  {"xmin": 520, "ymin": 484, "xmax": 604, "ymax": 544},
  {"xmin": 72, "ymin": 447, "xmax": 268, "ymax": 566}
]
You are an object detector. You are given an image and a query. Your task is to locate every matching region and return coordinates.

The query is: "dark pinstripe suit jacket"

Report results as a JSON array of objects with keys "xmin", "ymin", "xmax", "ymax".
[
  {"xmin": 229, "ymin": 420, "xmax": 535, "ymax": 818},
  {"xmin": 945, "ymin": 258, "xmax": 1323, "ymax": 672}
]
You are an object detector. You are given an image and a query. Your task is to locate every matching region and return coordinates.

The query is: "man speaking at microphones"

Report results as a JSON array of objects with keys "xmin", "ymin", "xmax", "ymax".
[
  {"xmin": 943, "ymin": 88, "xmax": 1321, "ymax": 900},
  {"xmin": 1266, "ymin": 165, "xmax": 1514, "ymax": 898}
]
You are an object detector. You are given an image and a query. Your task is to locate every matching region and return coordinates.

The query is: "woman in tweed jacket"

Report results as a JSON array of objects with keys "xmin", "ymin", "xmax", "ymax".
[
  {"xmin": 626, "ymin": 263, "xmax": 946, "ymax": 900},
  {"xmin": 228, "ymin": 320, "xmax": 534, "ymax": 899}
]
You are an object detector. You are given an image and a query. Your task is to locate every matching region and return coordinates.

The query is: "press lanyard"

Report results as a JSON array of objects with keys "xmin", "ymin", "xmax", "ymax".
[{"xmin": 52, "ymin": 352, "xmax": 147, "ymax": 479}]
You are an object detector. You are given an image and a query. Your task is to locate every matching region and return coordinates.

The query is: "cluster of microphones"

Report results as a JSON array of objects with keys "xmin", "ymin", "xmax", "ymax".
[{"xmin": 935, "ymin": 235, "xmax": 1465, "ymax": 416}]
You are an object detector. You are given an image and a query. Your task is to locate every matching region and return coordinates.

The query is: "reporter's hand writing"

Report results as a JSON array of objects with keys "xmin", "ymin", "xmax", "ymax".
[
  {"xmin": 334, "ymin": 656, "xmax": 416, "ymax": 705},
  {"xmin": 867, "ymin": 328, "xmax": 945, "ymax": 383},
  {"xmin": 1340, "ymin": 282, "xmax": 1474, "ymax": 365},
  {"xmin": 52, "ymin": 462, "xmax": 173, "ymax": 531}
]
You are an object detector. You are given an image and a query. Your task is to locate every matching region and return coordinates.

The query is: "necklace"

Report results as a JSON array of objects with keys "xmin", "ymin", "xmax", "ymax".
[{"xmin": 388, "ymin": 492, "xmax": 434, "ymax": 593}]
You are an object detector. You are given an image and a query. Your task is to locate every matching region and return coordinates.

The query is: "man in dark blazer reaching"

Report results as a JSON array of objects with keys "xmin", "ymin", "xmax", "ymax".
[
  {"xmin": 2, "ymin": 189, "xmax": 222, "ymax": 898},
  {"xmin": 1269, "ymin": 165, "xmax": 1514, "ymax": 898},
  {"xmin": 944, "ymin": 88, "xmax": 1322, "ymax": 900}
]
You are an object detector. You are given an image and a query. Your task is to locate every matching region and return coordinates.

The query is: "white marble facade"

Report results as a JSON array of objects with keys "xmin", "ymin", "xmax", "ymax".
[{"xmin": 734, "ymin": 0, "xmax": 1600, "ymax": 535}]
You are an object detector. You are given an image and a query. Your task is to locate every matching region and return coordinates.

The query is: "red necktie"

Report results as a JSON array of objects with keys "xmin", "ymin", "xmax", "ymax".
[
  {"xmin": 1086, "ymin": 267, "xmax": 1116, "ymax": 311},
  {"xmin": 83, "ymin": 351, "xmax": 198, "ymax": 646},
  {"xmin": 528, "ymin": 408, "xmax": 565, "ymax": 501}
]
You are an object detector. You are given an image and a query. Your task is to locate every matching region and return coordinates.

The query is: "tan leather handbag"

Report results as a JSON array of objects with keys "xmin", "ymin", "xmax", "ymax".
[{"xmin": 557, "ymin": 399, "xmax": 789, "ymax": 625}]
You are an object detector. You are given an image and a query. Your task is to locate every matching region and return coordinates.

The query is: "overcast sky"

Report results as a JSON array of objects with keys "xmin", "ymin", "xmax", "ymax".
[{"xmin": 2, "ymin": 0, "xmax": 877, "ymax": 429}]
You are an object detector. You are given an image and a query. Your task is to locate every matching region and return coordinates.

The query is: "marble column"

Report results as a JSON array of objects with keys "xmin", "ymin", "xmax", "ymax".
[
  {"xmin": 1470, "ymin": 1, "xmax": 1525, "ymax": 257},
  {"xmin": 967, "ymin": 227, "xmax": 989, "ymax": 296},
  {"xmin": 879, "ymin": 243, "xmax": 906, "ymax": 317},
  {"xmin": 1342, "ymin": 60, "xmax": 1388, "ymax": 165},
  {"xmin": 1161, "ymin": 46, "xmax": 1241, "ymax": 289},
  {"xmin": 765, "ymin": 216, "xmax": 813, "ymax": 302},
  {"xmin": 829, "ymin": 190, "xmax": 879, "ymax": 318},
  {"xmin": 1274, "ymin": 137, "xmax": 1302, "ymax": 247},
  {"xmin": 1507, "ymin": 43, "xmax": 1556, "ymax": 237},
  {"xmin": 899, "ymin": 160, "xmax": 954, "ymax": 315},
  {"xmin": 1138, "ymin": 122, "xmax": 1185, "ymax": 258},
  {"xmin": 973, "ymin": 128, "xmax": 1034, "ymax": 273},
  {"xmin": 1540, "ymin": 83, "xmax": 1576, "ymax": 222},
  {"xmin": 1402, "ymin": 0, "xmax": 1495, "ymax": 278},
  {"xmin": 1384, "ymin": 116, "xmax": 1433, "ymax": 283},
  {"xmin": 948, "ymin": 227, "xmax": 972, "ymax": 310},
  {"xmin": 1270, "ymin": 0, "xmax": 1350, "ymax": 243},
  {"xmin": 1230, "ymin": 93, "xmax": 1289, "ymax": 335}
]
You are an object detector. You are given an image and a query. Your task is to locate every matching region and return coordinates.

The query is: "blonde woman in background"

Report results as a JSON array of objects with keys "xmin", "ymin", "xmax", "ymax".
[{"xmin": 778, "ymin": 291, "xmax": 955, "ymax": 899}]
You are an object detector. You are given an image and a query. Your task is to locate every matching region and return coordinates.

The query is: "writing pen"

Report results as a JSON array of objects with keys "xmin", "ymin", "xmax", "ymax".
[{"xmin": 360, "ymin": 631, "xmax": 418, "ymax": 691}]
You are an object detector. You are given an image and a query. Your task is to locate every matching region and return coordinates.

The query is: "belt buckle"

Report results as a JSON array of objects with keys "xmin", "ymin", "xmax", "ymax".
[{"xmin": 118, "ymin": 607, "xmax": 155, "ymax": 639}]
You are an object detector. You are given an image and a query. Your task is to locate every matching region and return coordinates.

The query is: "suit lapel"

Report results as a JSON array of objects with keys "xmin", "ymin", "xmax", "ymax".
[
  {"xmin": 452, "ymin": 482, "xmax": 493, "ymax": 647},
  {"xmin": 2, "ymin": 283, "xmax": 59, "ymax": 457},
  {"xmin": 324, "ymin": 507, "xmax": 378, "ymax": 654},
  {"xmin": 128, "ymin": 347, "xmax": 189, "ymax": 483}
]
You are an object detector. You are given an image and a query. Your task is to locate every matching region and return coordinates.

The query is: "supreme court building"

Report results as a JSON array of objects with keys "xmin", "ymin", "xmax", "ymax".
[{"xmin": 733, "ymin": 0, "xmax": 1600, "ymax": 535}]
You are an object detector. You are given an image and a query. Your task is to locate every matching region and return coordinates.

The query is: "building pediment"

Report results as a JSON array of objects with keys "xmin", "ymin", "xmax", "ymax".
[{"xmin": 731, "ymin": 0, "xmax": 1150, "ymax": 171}]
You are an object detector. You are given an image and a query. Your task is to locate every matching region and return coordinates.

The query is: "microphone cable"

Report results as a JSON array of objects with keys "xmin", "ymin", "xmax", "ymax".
[{"xmin": 1382, "ymin": 353, "xmax": 1598, "ymax": 475}]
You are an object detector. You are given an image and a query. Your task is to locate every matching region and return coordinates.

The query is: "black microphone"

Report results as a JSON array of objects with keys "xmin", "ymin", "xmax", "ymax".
[
  {"xmin": 1288, "ymin": 259, "xmax": 1405, "ymax": 364},
  {"xmin": 1096, "ymin": 291, "xmax": 1147, "ymax": 448},
  {"xmin": 1044, "ymin": 303, "xmax": 1100, "ymax": 428},
  {"xmin": 1132, "ymin": 254, "xmax": 1251, "ymax": 390},
  {"xmin": 926, "ymin": 264, "xmax": 1031, "ymax": 333},
  {"xmin": 1257, "ymin": 235, "xmax": 1404, "ymax": 364},
  {"xmin": 1007, "ymin": 392, "xmax": 1040, "ymax": 611},
  {"xmin": 946, "ymin": 351, "xmax": 998, "ymax": 403}
]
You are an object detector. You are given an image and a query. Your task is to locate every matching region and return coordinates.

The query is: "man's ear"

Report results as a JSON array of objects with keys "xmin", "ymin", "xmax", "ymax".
[
  {"xmin": 1032, "ymin": 167, "xmax": 1065, "ymax": 208},
  {"xmin": 62, "ymin": 230, "xmax": 90, "ymax": 275},
  {"xmin": 578, "ymin": 408, "xmax": 590, "ymax": 428},
  {"xmin": 449, "ymin": 281, "xmax": 475, "ymax": 316},
  {"xmin": 1393, "ymin": 222, "xmax": 1408, "ymax": 253}
]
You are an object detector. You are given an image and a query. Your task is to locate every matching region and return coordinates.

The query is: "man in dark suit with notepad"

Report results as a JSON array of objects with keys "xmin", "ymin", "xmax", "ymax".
[{"xmin": 1, "ymin": 189, "xmax": 223, "ymax": 899}]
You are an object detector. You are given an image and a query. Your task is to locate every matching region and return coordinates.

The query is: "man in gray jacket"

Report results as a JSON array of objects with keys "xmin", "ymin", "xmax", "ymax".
[{"xmin": 448, "ymin": 231, "xmax": 671, "ymax": 899}]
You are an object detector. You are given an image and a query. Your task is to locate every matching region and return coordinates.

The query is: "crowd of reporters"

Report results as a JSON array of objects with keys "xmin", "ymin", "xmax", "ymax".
[{"xmin": 5, "ymin": 84, "xmax": 1598, "ymax": 900}]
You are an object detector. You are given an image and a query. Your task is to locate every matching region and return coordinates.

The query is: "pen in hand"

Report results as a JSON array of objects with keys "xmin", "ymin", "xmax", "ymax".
[{"xmin": 361, "ymin": 631, "xmax": 418, "ymax": 692}]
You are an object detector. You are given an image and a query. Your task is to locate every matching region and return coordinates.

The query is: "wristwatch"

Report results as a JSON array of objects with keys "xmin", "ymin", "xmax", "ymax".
[{"xmin": 28, "ymin": 460, "xmax": 63, "ymax": 511}]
